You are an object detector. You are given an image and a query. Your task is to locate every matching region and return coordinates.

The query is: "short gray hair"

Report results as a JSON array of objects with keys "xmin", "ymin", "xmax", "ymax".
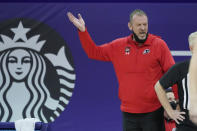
[
  {"xmin": 130, "ymin": 9, "xmax": 147, "ymax": 24},
  {"xmin": 188, "ymin": 31, "xmax": 197, "ymax": 47}
]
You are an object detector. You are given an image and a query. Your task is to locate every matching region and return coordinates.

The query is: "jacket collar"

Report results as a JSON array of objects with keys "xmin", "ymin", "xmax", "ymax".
[{"xmin": 127, "ymin": 33, "xmax": 161, "ymax": 46}]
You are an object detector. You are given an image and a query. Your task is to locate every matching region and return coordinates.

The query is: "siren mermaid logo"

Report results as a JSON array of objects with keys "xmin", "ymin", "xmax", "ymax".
[{"xmin": 0, "ymin": 18, "xmax": 75, "ymax": 123}]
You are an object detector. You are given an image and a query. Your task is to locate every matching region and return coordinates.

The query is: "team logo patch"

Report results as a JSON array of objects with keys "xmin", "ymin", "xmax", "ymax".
[
  {"xmin": 0, "ymin": 18, "xmax": 76, "ymax": 123},
  {"xmin": 143, "ymin": 49, "xmax": 150, "ymax": 54},
  {"xmin": 125, "ymin": 46, "xmax": 131, "ymax": 55}
]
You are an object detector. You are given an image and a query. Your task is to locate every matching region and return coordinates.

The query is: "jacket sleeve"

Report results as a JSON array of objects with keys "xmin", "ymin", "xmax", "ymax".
[
  {"xmin": 158, "ymin": 39, "xmax": 175, "ymax": 73},
  {"xmin": 158, "ymin": 39, "xmax": 178, "ymax": 99},
  {"xmin": 78, "ymin": 28, "xmax": 113, "ymax": 61}
]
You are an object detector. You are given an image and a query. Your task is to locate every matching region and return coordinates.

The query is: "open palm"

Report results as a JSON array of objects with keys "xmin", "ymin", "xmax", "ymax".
[{"xmin": 67, "ymin": 12, "xmax": 85, "ymax": 32}]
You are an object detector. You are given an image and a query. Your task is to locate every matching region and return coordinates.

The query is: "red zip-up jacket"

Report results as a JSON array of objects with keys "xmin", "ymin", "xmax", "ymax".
[{"xmin": 78, "ymin": 29, "xmax": 175, "ymax": 113}]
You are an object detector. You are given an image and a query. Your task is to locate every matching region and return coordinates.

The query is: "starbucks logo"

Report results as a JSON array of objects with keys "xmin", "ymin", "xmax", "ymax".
[{"xmin": 0, "ymin": 18, "xmax": 75, "ymax": 123}]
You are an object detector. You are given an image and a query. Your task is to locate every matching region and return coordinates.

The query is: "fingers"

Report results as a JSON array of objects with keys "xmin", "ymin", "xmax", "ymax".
[
  {"xmin": 67, "ymin": 12, "xmax": 72, "ymax": 16},
  {"xmin": 178, "ymin": 111, "xmax": 186, "ymax": 121},
  {"xmin": 78, "ymin": 13, "xmax": 82, "ymax": 19},
  {"xmin": 67, "ymin": 12, "xmax": 75, "ymax": 22},
  {"xmin": 179, "ymin": 114, "xmax": 185, "ymax": 119},
  {"xmin": 67, "ymin": 12, "xmax": 84, "ymax": 24},
  {"xmin": 67, "ymin": 12, "xmax": 85, "ymax": 32},
  {"xmin": 180, "ymin": 111, "xmax": 186, "ymax": 115},
  {"xmin": 78, "ymin": 13, "xmax": 85, "ymax": 24},
  {"xmin": 174, "ymin": 119, "xmax": 180, "ymax": 124},
  {"xmin": 177, "ymin": 114, "xmax": 185, "ymax": 121},
  {"xmin": 67, "ymin": 12, "xmax": 82, "ymax": 21},
  {"xmin": 173, "ymin": 111, "xmax": 185, "ymax": 124}
]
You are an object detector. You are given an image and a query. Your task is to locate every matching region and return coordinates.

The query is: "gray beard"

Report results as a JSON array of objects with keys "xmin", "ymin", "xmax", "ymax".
[{"xmin": 133, "ymin": 31, "xmax": 148, "ymax": 43}]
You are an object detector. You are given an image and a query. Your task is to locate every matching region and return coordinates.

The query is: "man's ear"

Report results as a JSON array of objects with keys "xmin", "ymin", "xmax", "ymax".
[
  {"xmin": 190, "ymin": 46, "xmax": 193, "ymax": 52},
  {"xmin": 128, "ymin": 22, "xmax": 132, "ymax": 31}
]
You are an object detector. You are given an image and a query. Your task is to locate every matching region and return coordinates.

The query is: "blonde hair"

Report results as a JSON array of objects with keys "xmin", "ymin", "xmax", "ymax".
[{"xmin": 188, "ymin": 31, "xmax": 197, "ymax": 47}]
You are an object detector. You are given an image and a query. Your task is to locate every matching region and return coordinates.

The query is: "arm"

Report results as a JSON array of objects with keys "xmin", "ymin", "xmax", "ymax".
[
  {"xmin": 155, "ymin": 62, "xmax": 186, "ymax": 124},
  {"xmin": 78, "ymin": 29, "xmax": 113, "ymax": 61},
  {"xmin": 154, "ymin": 81, "xmax": 185, "ymax": 124},
  {"xmin": 67, "ymin": 12, "xmax": 112, "ymax": 61},
  {"xmin": 189, "ymin": 42, "xmax": 197, "ymax": 125}
]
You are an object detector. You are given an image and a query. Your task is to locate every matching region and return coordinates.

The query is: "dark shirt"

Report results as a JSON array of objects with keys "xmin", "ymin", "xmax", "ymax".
[{"xmin": 159, "ymin": 59, "xmax": 197, "ymax": 129}]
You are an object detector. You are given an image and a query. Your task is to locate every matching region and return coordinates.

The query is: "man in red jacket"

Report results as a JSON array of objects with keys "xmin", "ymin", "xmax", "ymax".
[{"xmin": 67, "ymin": 9, "xmax": 175, "ymax": 131}]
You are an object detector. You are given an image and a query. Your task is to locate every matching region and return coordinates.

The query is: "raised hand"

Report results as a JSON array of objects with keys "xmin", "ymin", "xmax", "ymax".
[{"xmin": 67, "ymin": 12, "xmax": 86, "ymax": 32}]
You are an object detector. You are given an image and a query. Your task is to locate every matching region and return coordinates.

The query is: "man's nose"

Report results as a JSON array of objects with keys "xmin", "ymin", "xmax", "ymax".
[{"xmin": 140, "ymin": 25, "xmax": 145, "ymax": 30}]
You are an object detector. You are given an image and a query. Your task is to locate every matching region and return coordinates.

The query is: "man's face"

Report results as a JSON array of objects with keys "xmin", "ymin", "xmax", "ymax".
[{"xmin": 129, "ymin": 15, "xmax": 148, "ymax": 40}]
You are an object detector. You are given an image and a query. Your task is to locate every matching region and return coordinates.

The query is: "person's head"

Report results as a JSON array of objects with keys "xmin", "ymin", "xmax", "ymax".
[
  {"xmin": 7, "ymin": 49, "xmax": 32, "ymax": 81},
  {"xmin": 188, "ymin": 31, "xmax": 197, "ymax": 52},
  {"xmin": 128, "ymin": 9, "xmax": 148, "ymax": 43}
]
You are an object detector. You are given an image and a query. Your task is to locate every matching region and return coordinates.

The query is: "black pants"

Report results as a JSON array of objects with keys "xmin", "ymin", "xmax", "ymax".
[
  {"xmin": 176, "ymin": 120, "xmax": 197, "ymax": 131},
  {"xmin": 176, "ymin": 126, "xmax": 197, "ymax": 131},
  {"xmin": 122, "ymin": 107, "xmax": 165, "ymax": 131}
]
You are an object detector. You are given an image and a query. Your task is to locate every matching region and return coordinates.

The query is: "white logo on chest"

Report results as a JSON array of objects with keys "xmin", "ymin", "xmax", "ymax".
[{"xmin": 143, "ymin": 49, "xmax": 150, "ymax": 54}]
